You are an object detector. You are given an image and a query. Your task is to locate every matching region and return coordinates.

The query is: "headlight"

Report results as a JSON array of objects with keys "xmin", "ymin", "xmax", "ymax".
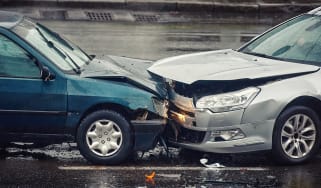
[{"xmin": 196, "ymin": 87, "xmax": 260, "ymax": 112}]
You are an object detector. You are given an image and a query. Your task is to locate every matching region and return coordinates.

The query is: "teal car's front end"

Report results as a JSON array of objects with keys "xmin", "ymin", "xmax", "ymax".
[
  {"xmin": 0, "ymin": 11, "xmax": 168, "ymax": 164},
  {"xmin": 68, "ymin": 55, "xmax": 169, "ymax": 151}
]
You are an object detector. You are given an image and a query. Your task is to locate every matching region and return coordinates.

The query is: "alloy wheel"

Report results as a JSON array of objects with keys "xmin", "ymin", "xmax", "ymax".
[{"xmin": 281, "ymin": 114, "xmax": 316, "ymax": 159}]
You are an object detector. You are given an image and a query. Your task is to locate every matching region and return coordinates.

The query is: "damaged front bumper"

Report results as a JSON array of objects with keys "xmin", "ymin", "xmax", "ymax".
[
  {"xmin": 131, "ymin": 119, "xmax": 167, "ymax": 151},
  {"xmin": 167, "ymin": 109, "xmax": 274, "ymax": 153},
  {"xmin": 131, "ymin": 98, "xmax": 168, "ymax": 151},
  {"xmin": 165, "ymin": 87, "xmax": 274, "ymax": 153}
]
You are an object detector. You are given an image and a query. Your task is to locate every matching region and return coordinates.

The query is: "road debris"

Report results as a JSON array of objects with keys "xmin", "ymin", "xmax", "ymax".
[
  {"xmin": 200, "ymin": 158, "xmax": 225, "ymax": 168},
  {"xmin": 145, "ymin": 171, "xmax": 156, "ymax": 186},
  {"xmin": 145, "ymin": 171, "xmax": 156, "ymax": 180}
]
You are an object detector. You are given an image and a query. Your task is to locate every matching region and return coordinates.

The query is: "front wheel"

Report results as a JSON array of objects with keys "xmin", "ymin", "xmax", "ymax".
[
  {"xmin": 272, "ymin": 106, "xmax": 320, "ymax": 164},
  {"xmin": 76, "ymin": 110, "xmax": 133, "ymax": 165}
]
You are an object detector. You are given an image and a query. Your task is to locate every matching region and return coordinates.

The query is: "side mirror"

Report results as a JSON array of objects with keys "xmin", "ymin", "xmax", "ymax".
[{"xmin": 41, "ymin": 66, "xmax": 56, "ymax": 81}]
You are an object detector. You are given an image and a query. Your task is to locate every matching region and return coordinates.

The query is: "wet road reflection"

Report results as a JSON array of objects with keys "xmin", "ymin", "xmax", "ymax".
[{"xmin": 1, "ymin": 144, "xmax": 321, "ymax": 187}]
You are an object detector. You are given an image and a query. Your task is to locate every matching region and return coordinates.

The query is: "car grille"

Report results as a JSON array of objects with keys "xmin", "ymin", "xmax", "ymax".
[{"xmin": 165, "ymin": 122, "xmax": 206, "ymax": 144}]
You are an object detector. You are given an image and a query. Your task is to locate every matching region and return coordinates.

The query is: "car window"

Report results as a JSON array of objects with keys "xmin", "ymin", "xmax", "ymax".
[
  {"xmin": 12, "ymin": 19, "xmax": 87, "ymax": 73},
  {"xmin": 240, "ymin": 15, "xmax": 321, "ymax": 66},
  {"xmin": 0, "ymin": 34, "xmax": 40, "ymax": 78}
]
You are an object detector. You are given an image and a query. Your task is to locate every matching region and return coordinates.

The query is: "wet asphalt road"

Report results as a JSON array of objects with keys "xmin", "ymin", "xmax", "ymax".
[
  {"xmin": 1, "ymin": 20, "xmax": 321, "ymax": 187},
  {"xmin": 2, "ymin": 145, "xmax": 321, "ymax": 187}
]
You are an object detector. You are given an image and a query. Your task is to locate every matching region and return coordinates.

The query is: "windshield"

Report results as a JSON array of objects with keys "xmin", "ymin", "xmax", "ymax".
[
  {"xmin": 240, "ymin": 14, "xmax": 321, "ymax": 66},
  {"xmin": 11, "ymin": 18, "xmax": 91, "ymax": 72}
]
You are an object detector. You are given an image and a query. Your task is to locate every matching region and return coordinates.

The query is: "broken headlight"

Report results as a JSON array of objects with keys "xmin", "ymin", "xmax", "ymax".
[{"xmin": 196, "ymin": 87, "xmax": 260, "ymax": 113}]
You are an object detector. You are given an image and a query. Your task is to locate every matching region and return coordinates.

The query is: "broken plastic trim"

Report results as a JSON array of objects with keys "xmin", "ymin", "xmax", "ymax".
[
  {"xmin": 171, "ymin": 69, "xmax": 319, "ymax": 100},
  {"xmin": 152, "ymin": 98, "xmax": 169, "ymax": 118},
  {"xmin": 209, "ymin": 129, "xmax": 246, "ymax": 142}
]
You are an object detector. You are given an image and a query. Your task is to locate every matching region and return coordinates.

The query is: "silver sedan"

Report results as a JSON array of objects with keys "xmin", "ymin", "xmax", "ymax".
[{"xmin": 148, "ymin": 7, "xmax": 321, "ymax": 164}]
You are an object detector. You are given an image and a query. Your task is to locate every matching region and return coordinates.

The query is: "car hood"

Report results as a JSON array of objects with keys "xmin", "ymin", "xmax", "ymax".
[
  {"xmin": 148, "ymin": 49, "xmax": 320, "ymax": 84},
  {"xmin": 80, "ymin": 55, "xmax": 167, "ymax": 98}
]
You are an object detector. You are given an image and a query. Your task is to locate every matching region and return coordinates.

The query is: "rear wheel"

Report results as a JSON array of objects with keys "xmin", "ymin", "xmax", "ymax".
[
  {"xmin": 77, "ymin": 110, "xmax": 133, "ymax": 165},
  {"xmin": 272, "ymin": 106, "xmax": 320, "ymax": 164}
]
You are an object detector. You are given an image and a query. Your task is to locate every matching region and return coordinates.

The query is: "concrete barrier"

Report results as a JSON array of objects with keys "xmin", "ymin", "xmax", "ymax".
[{"xmin": 0, "ymin": 0, "xmax": 321, "ymax": 13}]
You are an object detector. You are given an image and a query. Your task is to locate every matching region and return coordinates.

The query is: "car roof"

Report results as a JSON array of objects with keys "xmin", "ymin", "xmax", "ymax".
[
  {"xmin": 307, "ymin": 6, "xmax": 321, "ymax": 15},
  {"xmin": 0, "ymin": 11, "xmax": 23, "ymax": 29}
]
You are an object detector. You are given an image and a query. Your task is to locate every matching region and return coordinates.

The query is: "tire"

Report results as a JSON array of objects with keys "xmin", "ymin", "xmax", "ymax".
[
  {"xmin": 76, "ymin": 110, "xmax": 133, "ymax": 165},
  {"xmin": 272, "ymin": 106, "xmax": 320, "ymax": 164}
]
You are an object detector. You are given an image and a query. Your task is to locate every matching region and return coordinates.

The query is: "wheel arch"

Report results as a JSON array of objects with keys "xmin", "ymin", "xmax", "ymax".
[
  {"xmin": 278, "ymin": 96, "xmax": 321, "ymax": 122},
  {"xmin": 74, "ymin": 103, "xmax": 134, "ymax": 136},
  {"xmin": 273, "ymin": 95, "xmax": 321, "ymax": 137},
  {"xmin": 81, "ymin": 103, "xmax": 133, "ymax": 120}
]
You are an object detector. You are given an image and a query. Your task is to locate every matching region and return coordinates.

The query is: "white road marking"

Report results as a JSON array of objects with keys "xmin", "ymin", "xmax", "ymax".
[
  {"xmin": 58, "ymin": 166, "xmax": 268, "ymax": 171},
  {"xmin": 157, "ymin": 173, "xmax": 181, "ymax": 178}
]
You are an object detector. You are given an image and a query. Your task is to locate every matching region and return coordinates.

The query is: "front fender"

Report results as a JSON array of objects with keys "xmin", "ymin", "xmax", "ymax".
[
  {"xmin": 242, "ymin": 73, "xmax": 321, "ymax": 124},
  {"xmin": 65, "ymin": 76, "xmax": 162, "ymax": 131}
]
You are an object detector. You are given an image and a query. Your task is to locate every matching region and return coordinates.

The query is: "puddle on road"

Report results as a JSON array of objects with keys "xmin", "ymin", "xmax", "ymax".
[
  {"xmin": 0, "ymin": 143, "xmax": 84, "ymax": 163},
  {"xmin": 1, "ymin": 144, "xmax": 321, "ymax": 187},
  {"xmin": 0, "ymin": 142, "xmax": 286, "ymax": 167}
]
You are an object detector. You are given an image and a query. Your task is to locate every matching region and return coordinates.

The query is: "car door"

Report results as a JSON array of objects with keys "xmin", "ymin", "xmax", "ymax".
[{"xmin": 0, "ymin": 34, "xmax": 67, "ymax": 134}]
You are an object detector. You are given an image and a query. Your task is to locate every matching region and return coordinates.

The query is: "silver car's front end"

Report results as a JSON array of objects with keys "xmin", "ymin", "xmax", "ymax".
[
  {"xmin": 150, "ymin": 9, "xmax": 321, "ymax": 164},
  {"xmin": 168, "ymin": 110, "xmax": 275, "ymax": 153},
  {"xmin": 165, "ymin": 79, "xmax": 294, "ymax": 153}
]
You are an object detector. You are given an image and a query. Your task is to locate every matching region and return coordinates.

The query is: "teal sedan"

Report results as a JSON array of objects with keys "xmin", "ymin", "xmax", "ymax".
[{"xmin": 0, "ymin": 11, "xmax": 168, "ymax": 164}]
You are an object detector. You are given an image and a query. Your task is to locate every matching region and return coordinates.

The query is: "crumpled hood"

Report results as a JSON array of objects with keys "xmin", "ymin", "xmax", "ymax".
[
  {"xmin": 80, "ymin": 55, "xmax": 166, "ymax": 98},
  {"xmin": 148, "ymin": 49, "xmax": 320, "ymax": 84}
]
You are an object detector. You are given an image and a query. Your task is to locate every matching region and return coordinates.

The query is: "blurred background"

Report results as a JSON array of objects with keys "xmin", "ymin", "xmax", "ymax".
[
  {"xmin": 1, "ymin": 0, "xmax": 321, "ymax": 60},
  {"xmin": 1, "ymin": 1, "xmax": 321, "ymax": 187}
]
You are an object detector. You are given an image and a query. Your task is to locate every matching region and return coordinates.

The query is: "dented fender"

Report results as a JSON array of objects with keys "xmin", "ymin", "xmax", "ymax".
[
  {"xmin": 242, "ymin": 72, "xmax": 321, "ymax": 124},
  {"xmin": 65, "ymin": 75, "xmax": 168, "ymax": 134}
]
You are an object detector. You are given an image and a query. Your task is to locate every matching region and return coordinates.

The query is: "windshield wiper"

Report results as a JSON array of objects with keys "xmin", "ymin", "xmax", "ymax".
[
  {"xmin": 243, "ymin": 51, "xmax": 271, "ymax": 58},
  {"xmin": 63, "ymin": 50, "xmax": 82, "ymax": 73},
  {"xmin": 37, "ymin": 23, "xmax": 93, "ymax": 65},
  {"xmin": 35, "ymin": 27, "xmax": 81, "ymax": 74},
  {"xmin": 37, "ymin": 23, "xmax": 74, "ymax": 50},
  {"xmin": 242, "ymin": 51, "xmax": 286, "ymax": 61}
]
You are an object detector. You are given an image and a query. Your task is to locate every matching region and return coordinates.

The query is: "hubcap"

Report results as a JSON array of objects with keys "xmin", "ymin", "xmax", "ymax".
[
  {"xmin": 281, "ymin": 114, "xmax": 316, "ymax": 159},
  {"xmin": 86, "ymin": 120, "xmax": 123, "ymax": 157}
]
